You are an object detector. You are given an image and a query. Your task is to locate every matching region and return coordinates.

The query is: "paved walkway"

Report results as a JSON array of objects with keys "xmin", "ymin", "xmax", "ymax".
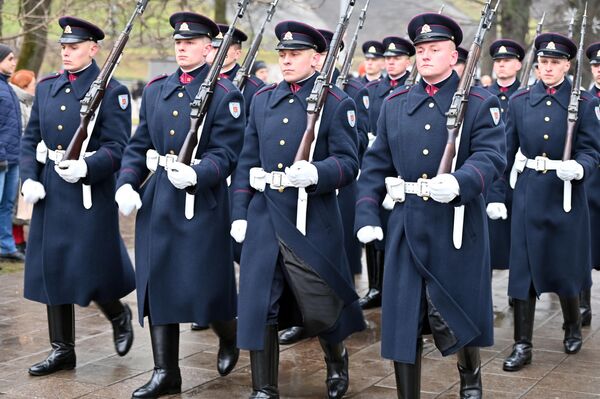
[{"xmin": 0, "ymin": 253, "xmax": 598, "ymax": 398}]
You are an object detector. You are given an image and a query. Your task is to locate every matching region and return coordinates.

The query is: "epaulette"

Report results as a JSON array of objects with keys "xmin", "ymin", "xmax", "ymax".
[
  {"xmin": 328, "ymin": 89, "xmax": 343, "ymax": 102},
  {"xmin": 247, "ymin": 77, "xmax": 261, "ymax": 87},
  {"xmin": 146, "ymin": 74, "xmax": 167, "ymax": 87},
  {"xmin": 256, "ymin": 83, "xmax": 276, "ymax": 96},
  {"xmin": 386, "ymin": 88, "xmax": 409, "ymax": 101},
  {"xmin": 365, "ymin": 79, "xmax": 380, "ymax": 88},
  {"xmin": 469, "ymin": 92, "xmax": 485, "ymax": 100},
  {"xmin": 347, "ymin": 80, "xmax": 362, "ymax": 90},
  {"xmin": 216, "ymin": 81, "xmax": 231, "ymax": 93},
  {"xmin": 512, "ymin": 88, "xmax": 530, "ymax": 99},
  {"xmin": 38, "ymin": 72, "xmax": 61, "ymax": 84}
]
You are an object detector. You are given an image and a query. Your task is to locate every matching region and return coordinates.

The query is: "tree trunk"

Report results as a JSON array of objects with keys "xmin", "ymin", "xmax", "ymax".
[
  {"xmin": 214, "ymin": 0, "xmax": 227, "ymax": 24},
  {"xmin": 16, "ymin": 0, "xmax": 53, "ymax": 75},
  {"xmin": 0, "ymin": 0, "xmax": 4, "ymax": 37},
  {"xmin": 500, "ymin": 0, "xmax": 532, "ymax": 46}
]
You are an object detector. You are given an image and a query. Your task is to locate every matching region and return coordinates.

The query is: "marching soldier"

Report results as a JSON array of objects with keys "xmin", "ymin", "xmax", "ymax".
[
  {"xmin": 503, "ymin": 33, "xmax": 600, "ymax": 372},
  {"xmin": 356, "ymin": 13, "xmax": 505, "ymax": 398},
  {"xmin": 278, "ymin": 28, "xmax": 371, "ymax": 346},
  {"xmin": 360, "ymin": 40, "xmax": 385, "ymax": 84},
  {"xmin": 453, "ymin": 46, "xmax": 468, "ymax": 77},
  {"xmin": 485, "ymin": 39, "xmax": 524, "ymax": 272},
  {"xmin": 230, "ymin": 21, "xmax": 365, "ymax": 398},
  {"xmin": 20, "ymin": 17, "xmax": 135, "ymax": 376},
  {"xmin": 360, "ymin": 36, "xmax": 416, "ymax": 310},
  {"xmin": 115, "ymin": 12, "xmax": 244, "ymax": 397},
  {"xmin": 581, "ymin": 42, "xmax": 600, "ymax": 326}
]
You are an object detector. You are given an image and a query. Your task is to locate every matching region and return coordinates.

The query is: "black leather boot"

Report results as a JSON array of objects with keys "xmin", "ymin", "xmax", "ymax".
[
  {"xmin": 278, "ymin": 326, "xmax": 306, "ymax": 345},
  {"xmin": 210, "ymin": 319, "xmax": 240, "ymax": 376},
  {"xmin": 132, "ymin": 323, "xmax": 181, "ymax": 398},
  {"xmin": 191, "ymin": 322, "xmax": 209, "ymax": 331},
  {"xmin": 457, "ymin": 347, "xmax": 482, "ymax": 399},
  {"xmin": 394, "ymin": 338, "xmax": 422, "ymax": 399},
  {"xmin": 503, "ymin": 295, "xmax": 536, "ymax": 371},
  {"xmin": 560, "ymin": 296, "xmax": 582, "ymax": 354},
  {"xmin": 249, "ymin": 324, "xmax": 279, "ymax": 399},
  {"xmin": 319, "ymin": 338, "xmax": 349, "ymax": 399},
  {"xmin": 97, "ymin": 300, "xmax": 134, "ymax": 357},
  {"xmin": 580, "ymin": 288, "xmax": 592, "ymax": 327},
  {"xmin": 29, "ymin": 304, "xmax": 76, "ymax": 376},
  {"xmin": 359, "ymin": 244, "xmax": 383, "ymax": 309}
]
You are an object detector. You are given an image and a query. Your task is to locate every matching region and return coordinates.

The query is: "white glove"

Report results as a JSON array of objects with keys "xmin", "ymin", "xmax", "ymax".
[
  {"xmin": 115, "ymin": 184, "xmax": 142, "ymax": 216},
  {"xmin": 428, "ymin": 174, "xmax": 460, "ymax": 203},
  {"xmin": 367, "ymin": 132, "xmax": 377, "ymax": 148},
  {"xmin": 382, "ymin": 194, "xmax": 395, "ymax": 210},
  {"xmin": 486, "ymin": 202, "xmax": 508, "ymax": 220},
  {"xmin": 55, "ymin": 159, "xmax": 88, "ymax": 183},
  {"xmin": 285, "ymin": 160, "xmax": 318, "ymax": 188},
  {"xmin": 556, "ymin": 160, "xmax": 584, "ymax": 182},
  {"xmin": 230, "ymin": 219, "xmax": 247, "ymax": 243},
  {"xmin": 356, "ymin": 225, "xmax": 384, "ymax": 244},
  {"xmin": 21, "ymin": 179, "xmax": 46, "ymax": 204},
  {"xmin": 166, "ymin": 162, "xmax": 198, "ymax": 189}
]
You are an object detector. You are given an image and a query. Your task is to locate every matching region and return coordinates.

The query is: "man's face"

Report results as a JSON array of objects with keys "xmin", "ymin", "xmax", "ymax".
[
  {"xmin": 591, "ymin": 64, "xmax": 600, "ymax": 85},
  {"xmin": 278, "ymin": 49, "xmax": 320, "ymax": 82},
  {"xmin": 385, "ymin": 55, "xmax": 410, "ymax": 77},
  {"xmin": 0, "ymin": 52, "xmax": 17, "ymax": 76},
  {"xmin": 174, "ymin": 37, "xmax": 211, "ymax": 70},
  {"xmin": 316, "ymin": 51, "xmax": 327, "ymax": 72},
  {"xmin": 61, "ymin": 41, "xmax": 98, "ymax": 72},
  {"xmin": 255, "ymin": 67, "xmax": 269, "ymax": 82},
  {"xmin": 493, "ymin": 58, "xmax": 522, "ymax": 80},
  {"xmin": 415, "ymin": 40, "xmax": 457, "ymax": 82},
  {"xmin": 364, "ymin": 57, "xmax": 384, "ymax": 75},
  {"xmin": 537, "ymin": 56, "xmax": 570, "ymax": 87},
  {"xmin": 222, "ymin": 44, "xmax": 242, "ymax": 70}
]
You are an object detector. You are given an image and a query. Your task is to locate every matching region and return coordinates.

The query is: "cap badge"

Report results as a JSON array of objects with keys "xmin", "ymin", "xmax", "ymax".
[
  {"xmin": 64, "ymin": 25, "xmax": 72, "ymax": 34},
  {"xmin": 368, "ymin": 46, "xmax": 376, "ymax": 53},
  {"xmin": 283, "ymin": 31, "xmax": 293, "ymax": 41},
  {"xmin": 546, "ymin": 41, "xmax": 556, "ymax": 50},
  {"xmin": 388, "ymin": 42, "xmax": 397, "ymax": 50},
  {"xmin": 216, "ymin": 32, "xmax": 223, "ymax": 39},
  {"xmin": 180, "ymin": 22, "xmax": 190, "ymax": 31},
  {"xmin": 498, "ymin": 45, "xmax": 508, "ymax": 54},
  {"xmin": 597, "ymin": 49, "xmax": 600, "ymax": 57},
  {"xmin": 421, "ymin": 24, "xmax": 432, "ymax": 34}
]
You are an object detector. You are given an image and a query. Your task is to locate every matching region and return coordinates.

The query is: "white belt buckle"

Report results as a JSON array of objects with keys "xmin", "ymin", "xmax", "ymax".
[
  {"xmin": 164, "ymin": 154, "xmax": 178, "ymax": 169},
  {"xmin": 416, "ymin": 178, "xmax": 430, "ymax": 197},
  {"xmin": 54, "ymin": 150, "xmax": 65, "ymax": 164},
  {"xmin": 534, "ymin": 156, "xmax": 548, "ymax": 172},
  {"xmin": 269, "ymin": 171, "xmax": 286, "ymax": 190}
]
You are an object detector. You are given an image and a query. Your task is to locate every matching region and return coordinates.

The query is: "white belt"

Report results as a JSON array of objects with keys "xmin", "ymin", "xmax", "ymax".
[
  {"xmin": 249, "ymin": 167, "xmax": 295, "ymax": 192},
  {"xmin": 146, "ymin": 149, "xmax": 200, "ymax": 172},
  {"xmin": 524, "ymin": 156, "xmax": 562, "ymax": 172},
  {"xmin": 36, "ymin": 141, "xmax": 95, "ymax": 164},
  {"xmin": 385, "ymin": 176, "xmax": 430, "ymax": 203}
]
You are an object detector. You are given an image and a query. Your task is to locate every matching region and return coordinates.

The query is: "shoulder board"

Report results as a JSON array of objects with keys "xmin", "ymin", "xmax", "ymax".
[
  {"xmin": 328, "ymin": 89, "xmax": 343, "ymax": 102},
  {"xmin": 580, "ymin": 90, "xmax": 593, "ymax": 102},
  {"xmin": 256, "ymin": 83, "xmax": 277, "ymax": 96},
  {"xmin": 365, "ymin": 79, "xmax": 380, "ymax": 88},
  {"xmin": 146, "ymin": 74, "xmax": 167, "ymax": 87},
  {"xmin": 469, "ymin": 91, "xmax": 485, "ymax": 101},
  {"xmin": 216, "ymin": 81, "xmax": 231, "ymax": 93},
  {"xmin": 386, "ymin": 88, "xmax": 409, "ymax": 101},
  {"xmin": 512, "ymin": 88, "xmax": 530, "ymax": 99},
  {"xmin": 247, "ymin": 77, "xmax": 261, "ymax": 87},
  {"xmin": 38, "ymin": 72, "xmax": 61, "ymax": 84},
  {"xmin": 347, "ymin": 80, "xmax": 362, "ymax": 90}
]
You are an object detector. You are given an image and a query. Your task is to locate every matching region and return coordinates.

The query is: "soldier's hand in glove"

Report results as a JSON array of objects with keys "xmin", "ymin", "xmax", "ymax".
[
  {"xmin": 286, "ymin": 160, "xmax": 318, "ymax": 188},
  {"xmin": 55, "ymin": 159, "xmax": 88, "ymax": 183},
  {"xmin": 429, "ymin": 173, "xmax": 460, "ymax": 203},
  {"xmin": 230, "ymin": 220, "xmax": 247, "ymax": 243},
  {"xmin": 167, "ymin": 162, "xmax": 198, "ymax": 189},
  {"xmin": 556, "ymin": 160, "xmax": 584, "ymax": 182},
  {"xmin": 356, "ymin": 226, "xmax": 384, "ymax": 244},
  {"xmin": 21, "ymin": 179, "xmax": 46, "ymax": 204},
  {"xmin": 382, "ymin": 194, "xmax": 395, "ymax": 210},
  {"xmin": 486, "ymin": 202, "xmax": 508, "ymax": 220},
  {"xmin": 115, "ymin": 184, "xmax": 142, "ymax": 216}
]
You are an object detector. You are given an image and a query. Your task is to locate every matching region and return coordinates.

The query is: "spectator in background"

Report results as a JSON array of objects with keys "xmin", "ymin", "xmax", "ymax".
[
  {"xmin": 0, "ymin": 44, "xmax": 24, "ymax": 262},
  {"xmin": 480, "ymin": 74, "xmax": 493, "ymax": 87},
  {"xmin": 251, "ymin": 60, "xmax": 269, "ymax": 83},
  {"xmin": 9, "ymin": 69, "xmax": 36, "ymax": 253}
]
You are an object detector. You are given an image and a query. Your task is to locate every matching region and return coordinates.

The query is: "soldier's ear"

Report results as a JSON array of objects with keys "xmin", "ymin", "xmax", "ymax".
[{"xmin": 311, "ymin": 51, "xmax": 321, "ymax": 68}]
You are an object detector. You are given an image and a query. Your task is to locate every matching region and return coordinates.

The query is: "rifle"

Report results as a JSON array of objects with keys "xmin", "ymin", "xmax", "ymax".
[
  {"xmin": 437, "ymin": 0, "xmax": 500, "ymax": 249},
  {"xmin": 232, "ymin": 0, "xmax": 279, "ymax": 90},
  {"xmin": 335, "ymin": 0, "xmax": 371, "ymax": 91},
  {"xmin": 405, "ymin": 3, "xmax": 445, "ymax": 87},
  {"xmin": 177, "ymin": 0, "xmax": 250, "ymax": 219},
  {"xmin": 294, "ymin": 0, "xmax": 356, "ymax": 235},
  {"xmin": 61, "ymin": 0, "xmax": 149, "ymax": 209},
  {"xmin": 568, "ymin": 12, "xmax": 576, "ymax": 39},
  {"xmin": 518, "ymin": 12, "xmax": 545, "ymax": 90},
  {"xmin": 562, "ymin": 2, "xmax": 587, "ymax": 213}
]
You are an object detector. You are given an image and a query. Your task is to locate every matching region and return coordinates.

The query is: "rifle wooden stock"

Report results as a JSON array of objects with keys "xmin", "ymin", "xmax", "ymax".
[{"xmin": 295, "ymin": 114, "xmax": 318, "ymax": 162}]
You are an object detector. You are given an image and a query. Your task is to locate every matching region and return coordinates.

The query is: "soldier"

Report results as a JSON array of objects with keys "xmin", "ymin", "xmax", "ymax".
[
  {"xmin": 209, "ymin": 24, "xmax": 265, "ymax": 117},
  {"xmin": 360, "ymin": 40, "xmax": 385, "ymax": 84},
  {"xmin": 278, "ymin": 28, "xmax": 371, "ymax": 347},
  {"xmin": 114, "ymin": 12, "xmax": 244, "ymax": 397},
  {"xmin": 502, "ymin": 33, "xmax": 600, "ymax": 372},
  {"xmin": 20, "ymin": 16, "xmax": 135, "ymax": 376},
  {"xmin": 356, "ymin": 13, "xmax": 505, "ymax": 398},
  {"xmin": 579, "ymin": 42, "xmax": 600, "ymax": 327},
  {"xmin": 360, "ymin": 36, "xmax": 416, "ymax": 311},
  {"xmin": 485, "ymin": 39, "xmax": 524, "ymax": 273},
  {"xmin": 230, "ymin": 21, "xmax": 365, "ymax": 399},
  {"xmin": 453, "ymin": 46, "xmax": 468, "ymax": 77}
]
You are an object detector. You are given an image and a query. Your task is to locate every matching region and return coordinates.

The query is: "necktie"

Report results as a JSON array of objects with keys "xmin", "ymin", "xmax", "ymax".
[
  {"xmin": 179, "ymin": 72, "xmax": 193, "ymax": 85},
  {"xmin": 68, "ymin": 73, "xmax": 77, "ymax": 82},
  {"xmin": 290, "ymin": 83, "xmax": 301, "ymax": 94},
  {"xmin": 499, "ymin": 86, "xmax": 508, "ymax": 93},
  {"xmin": 390, "ymin": 79, "xmax": 398, "ymax": 88},
  {"xmin": 425, "ymin": 84, "xmax": 439, "ymax": 97},
  {"xmin": 546, "ymin": 87, "xmax": 556, "ymax": 95}
]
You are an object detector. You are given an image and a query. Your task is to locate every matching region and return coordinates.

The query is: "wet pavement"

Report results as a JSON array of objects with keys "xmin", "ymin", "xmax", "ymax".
[{"xmin": 0, "ymin": 216, "xmax": 599, "ymax": 398}]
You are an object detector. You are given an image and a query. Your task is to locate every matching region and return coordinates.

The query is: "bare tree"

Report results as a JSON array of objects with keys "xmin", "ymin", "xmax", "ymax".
[
  {"xmin": 0, "ymin": 0, "xmax": 4, "ymax": 37},
  {"xmin": 215, "ymin": 0, "xmax": 227, "ymax": 23},
  {"xmin": 16, "ymin": 0, "xmax": 53, "ymax": 74}
]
